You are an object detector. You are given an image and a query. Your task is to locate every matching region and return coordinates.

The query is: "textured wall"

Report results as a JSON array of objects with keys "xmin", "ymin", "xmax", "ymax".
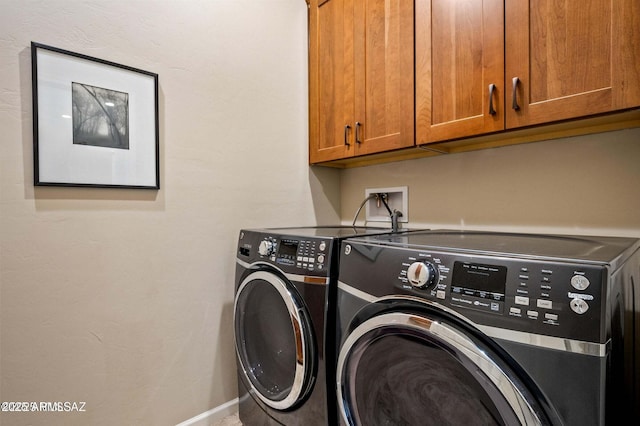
[
  {"xmin": 341, "ymin": 128, "xmax": 640, "ymax": 237},
  {"xmin": 0, "ymin": 1, "xmax": 339, "ymax": 425}
]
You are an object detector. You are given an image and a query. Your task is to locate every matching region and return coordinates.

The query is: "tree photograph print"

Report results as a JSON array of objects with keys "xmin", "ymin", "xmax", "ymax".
[{"xmin": 72, "ymin": 82, "xmax": 130, "ymax": 150}]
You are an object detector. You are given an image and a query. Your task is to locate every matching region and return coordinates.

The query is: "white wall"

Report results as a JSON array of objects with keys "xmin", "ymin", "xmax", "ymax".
[
  {"xmin": 0, "ymin": 1, "xmax": 339, "ymax": 425},
  {"xmin": 341, "ymin": 128, "xmax": 640, "ymax": 237}
]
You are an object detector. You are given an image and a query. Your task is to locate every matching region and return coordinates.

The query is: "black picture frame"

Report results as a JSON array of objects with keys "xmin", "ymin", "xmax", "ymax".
[{"xmin": 31, "ymin": 42, "xmax": 160, "ymax": 189}]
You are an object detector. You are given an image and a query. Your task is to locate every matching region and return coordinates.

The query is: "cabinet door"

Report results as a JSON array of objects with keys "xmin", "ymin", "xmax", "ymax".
[
  {"xmin": 416, "ymin": 0, "xmax": 505, "ymax": 144},
  {"xmin": 353, "ymin": 0, "xmax": 414, "ymax": 155},
  {"xmin": 506, "ymin": 0, "xmax": 640, "ymax": 128},
  {"xmin": 309, "ymin": 0, "xmax": 356, "ymax": 163}
]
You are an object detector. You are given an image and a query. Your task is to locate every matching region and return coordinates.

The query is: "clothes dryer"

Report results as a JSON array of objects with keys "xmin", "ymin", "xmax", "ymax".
[
  {"xmin": 336, "ymin": 230, "xmax": 640, "ymax": 425},
  {"xmin": 234, "ymin": 226, "xmax": 411, "ymax": 425}
]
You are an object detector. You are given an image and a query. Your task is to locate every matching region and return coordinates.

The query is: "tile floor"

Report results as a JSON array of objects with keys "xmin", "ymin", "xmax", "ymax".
[{"xmin": 212, "ymin": 413, "xmax": 242, "ymax": 426}]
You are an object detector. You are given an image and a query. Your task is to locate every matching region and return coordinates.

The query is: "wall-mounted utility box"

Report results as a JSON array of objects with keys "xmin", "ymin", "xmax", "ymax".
[{"xmin": 365, "ymin": 186, "xmax": 408, "ymax": 223}]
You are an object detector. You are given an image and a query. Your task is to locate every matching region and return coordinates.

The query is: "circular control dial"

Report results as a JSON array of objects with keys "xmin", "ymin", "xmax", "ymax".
[
  {"xmin": 407, "ymin": 261, "xmax": 437, "ymax": 289},
  {"xmin": 258, "ymin": 240, "xmax": 275, "ymax": 257}
]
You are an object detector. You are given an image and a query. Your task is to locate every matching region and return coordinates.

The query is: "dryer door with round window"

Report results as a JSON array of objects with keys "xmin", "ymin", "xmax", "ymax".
[{"xmin": 234, "ymin": 270, "xmax": 316, "ymax": 411}]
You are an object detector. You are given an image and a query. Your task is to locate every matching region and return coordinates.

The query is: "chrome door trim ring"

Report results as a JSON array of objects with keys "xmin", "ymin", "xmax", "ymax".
[
  {"xmin": 336, "ymin": 312, "xmax": 543, "ymax": 426},
  {"xmin": 337, "ymin": 282, "xmax": 607, "ymax": 356},
  {"xmin": 234, "ymin": 270, "xmax": 310, "ymax": 410}
]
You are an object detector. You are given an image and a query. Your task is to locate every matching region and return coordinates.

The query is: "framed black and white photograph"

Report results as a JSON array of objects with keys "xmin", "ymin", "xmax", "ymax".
[{"xmin": 31, "ymin": 42, "xmax": 159, "ymax": 189}]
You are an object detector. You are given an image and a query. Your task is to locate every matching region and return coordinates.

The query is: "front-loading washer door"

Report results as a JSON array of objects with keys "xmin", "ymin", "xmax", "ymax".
[
  {"xmin": 337, "ymin": 308, "xmax": 555, "ymax": 426},
  {"xmin": 234, "ymin": 270, "xmax": 316, "ymax": 411}
]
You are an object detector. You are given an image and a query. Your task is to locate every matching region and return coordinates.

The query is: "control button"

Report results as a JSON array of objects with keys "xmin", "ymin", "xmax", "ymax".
[
  {"xmin": 436, "ymin": 290, "xmax": 446, "ymax": 299},
  {"xmin": 545, "ymin": 313, "xmax": 559, "ymax": 321},
  {"xmin": 509, "ymin": 307, "xmax": 522, "ymax": 315},
  {"xmin": 570, "ymin": 298, "xmax": 589, "ymax": 314},
  {"xmin": 536, "ymin": 299, "xmax": 553, "ymax": 309},
  {"xmin": 317, "ymin": 254, "xmax": 325, "ymax": 264},
  {"xmin": 515, "ymin": 296, "xmax": 529, "ymax": 306},
  {"xmin": 319, "ymin": 242, "xmax": 326, "ymax": 251},
  {"xmin": 571, "ymin": 275, "xmax": 590, "ymax": 291},
  {"xmin": 527, "ymin": 310, "xmax": 539, "ymax": 318}
]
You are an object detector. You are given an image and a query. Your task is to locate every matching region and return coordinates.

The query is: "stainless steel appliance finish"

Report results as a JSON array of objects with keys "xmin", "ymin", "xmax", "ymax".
[
  {"xmin": 335, "ymin": 230, "xmax": 640, "ymax": 425},
  {"xmin": 234, "ymin": 226, "xmax": 409, "ymax": 425}
]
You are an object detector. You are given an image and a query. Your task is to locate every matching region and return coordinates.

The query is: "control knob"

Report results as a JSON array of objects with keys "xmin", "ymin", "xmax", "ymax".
[
  {"xmin": 407, "ymin": 261, "xmax": 437, "ymax": 289},
  {"xmin": 258, "ymin": 239, "xmax": 275, "ymax": 257}
]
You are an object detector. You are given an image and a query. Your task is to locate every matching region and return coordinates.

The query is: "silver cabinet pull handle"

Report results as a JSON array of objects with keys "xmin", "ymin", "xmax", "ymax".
[
  {"xmin": 512, "ymin": 77, "xmax": 521, "ymax": 111},
  {"xmin": 488, "ymin": 84, "xmax": 497, "ymax": 116},
  {"xmin": 344, "ymin": 124, "xmax": 351, "ymax": 147}
]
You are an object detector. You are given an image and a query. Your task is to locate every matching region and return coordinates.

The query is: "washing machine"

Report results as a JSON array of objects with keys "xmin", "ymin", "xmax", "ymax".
[
  {"xmin": 234, "ymin": 226, "xmax": 413, "ymax": 425},
  {"xmin": 335, "ymin": 230, "xmax": 640, "ymax": 425}
]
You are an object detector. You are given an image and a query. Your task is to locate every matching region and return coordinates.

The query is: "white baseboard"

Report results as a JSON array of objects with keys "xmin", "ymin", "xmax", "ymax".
[{"xmin": 175, "ymin": 398, "xmax": 239, "ymax": 426}]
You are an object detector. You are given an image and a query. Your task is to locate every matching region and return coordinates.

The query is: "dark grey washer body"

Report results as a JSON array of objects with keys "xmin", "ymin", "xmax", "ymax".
[{"xmin": 335, "ymin": 230, "xmax": 640, "ymax": 425}]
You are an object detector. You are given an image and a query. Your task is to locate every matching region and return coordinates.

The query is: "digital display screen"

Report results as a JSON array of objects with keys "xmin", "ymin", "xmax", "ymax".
[
  {"xmin": 452, "ymin": 262, "xmax": 507, "ymax": 296},
  {"xmin": 278, "ymin": 239, "xmax": 299, "ymax": 259}
]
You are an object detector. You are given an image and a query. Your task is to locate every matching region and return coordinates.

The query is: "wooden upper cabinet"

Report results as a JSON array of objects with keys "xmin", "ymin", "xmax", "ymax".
[
  {"xmin": 417, "ymin": 0, "xmax": 640, "ymax": 145},
  {"xmin": 309, "ymin": 0, "xmax": 354, "ymax": 163},
  {"xmin": 416, "ymin": 0, "xmax": 505, "ymax": 144},
  {"xmin": 506, "ymin": 0, "xmax": 640, "ymax": 128},
  {"xmin": 309, "ymin": 0, "xmax": 414, "ymax": 163},
  {"xmin": 353, "ymin": 0, "xmax": 414, "ymax": 156}
]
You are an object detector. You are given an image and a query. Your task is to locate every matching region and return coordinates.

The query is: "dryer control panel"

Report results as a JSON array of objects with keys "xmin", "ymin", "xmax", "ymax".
[
  {"xmin": 238, "ymin": 231, "xmax": 332, "ymax": 277},
  {"xmin": 272, "ymin": 237, "xmax": 328, "ymax": 272}
]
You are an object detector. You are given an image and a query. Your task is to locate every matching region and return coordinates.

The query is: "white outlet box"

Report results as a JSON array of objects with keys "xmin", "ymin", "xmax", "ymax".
[{"xmin": 365, "ymin": 186, "xmax": 408, "ymax": 223}]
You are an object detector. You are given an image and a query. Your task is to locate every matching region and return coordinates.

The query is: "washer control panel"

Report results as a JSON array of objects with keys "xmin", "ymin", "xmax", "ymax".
[
  {"xmin": 238, "ymin": 231, "xmax": 332, "ymax": 276},
  {"xmin": 392, "ymin": 249, "xmax": 605, "ymax": 342}
]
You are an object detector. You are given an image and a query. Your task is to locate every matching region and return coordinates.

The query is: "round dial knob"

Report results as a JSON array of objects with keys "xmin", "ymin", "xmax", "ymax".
[
  {"xmin": 258, "ymin": 240, "xmax": 275, "ymax": 257},
  {"xmin": 570, "ymin": 298, "xmax": 589, "ymax": 315},
  {"xmin": 407, "ymin": 261, "xmax": 437, "ymax": 289}
]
